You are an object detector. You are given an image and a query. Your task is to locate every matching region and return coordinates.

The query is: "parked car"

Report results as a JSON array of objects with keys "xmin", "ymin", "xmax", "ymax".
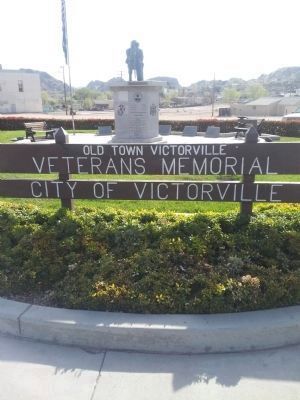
[{"xmin": 282, "ymin": 107, "xmax": 300, "ymax": 121}]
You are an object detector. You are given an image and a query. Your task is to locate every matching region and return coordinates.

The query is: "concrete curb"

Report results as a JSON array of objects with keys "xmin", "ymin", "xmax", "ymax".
[{"xmin": 1, "ymin": 297, "xmax": 300, "ymax": 354}]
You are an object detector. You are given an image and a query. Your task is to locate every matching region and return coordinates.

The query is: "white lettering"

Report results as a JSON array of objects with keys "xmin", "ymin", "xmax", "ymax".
[
  {"xmin": 193, "ymin": 158, "xmax": 207, "ymax": 174},
  {"xmin": 93, "ymin": 183, "xmax": 104, "ymax": 198},
  {"xmin": 82, "ymin": 145, "xmax": 90, "ymax": 155},
  {"xmin": 240, "ymin": 184, "xmax": 252, "ymax": 202},
  {"xmin": 270, "ymin": 184, "xmax": 283, "ymax": 202},
  {"xmin": 76, "ymin": 157, "xmax": 88, "ymax": 174},
  {"xmin": 32, "ymin": 157, "xmax": 45, "ymax": 173},
  {"xmin": 105, "ymin": 158, "xmax": 118, "ymax": 174},
  {"xmin": 210, "ymin": 157, "xmax": 222, "ymax": 174},
  {"xmin": 157, "ymin": 183, "xmax": 168, "ymax": 200},
  {"xmin": 162, "ymin": 158, "xmax": 176, "ymax": 174},
  {"xmin": 248, "ymin": 157, "xmax": 263, "ymax": 175},
  {"xmin": 82, "ymin": 145, "xmax": 104, "ymax": 156},
  {"xmin": 51, "ymin": 181, "xmax": 63, "ymax": 197},
  {"xmin": 106, "ymin": 182, "xmax": 117, "ymax": 198},
  {"xmin": 134, "ymin": 158, "xmax": 145, "ymax": 175},
  {"xmin": 187, "ymin": 184, "xmax": 198, "ymax": 200},
  {"xmin": 47, "ymin": 157, "xmax": 58, "ymax": 173},
  {"xmin": 90, "ymin": 157, "xmax": 102, "ymax": 173},
  {"xmin": 178, "ymin": 157, "xmax": 189, "ymax": 174},
  {"xmin": 66, "ymin": 182, "xmax": 77, "ymax": 198},
  {"xmin": 201, "ymin": 184, "xmax": 213, "ymax": 200},
  {"xmin": 224, "ymin": 157, "xmax": 238, "ymax": 175},
  {"xmin": 61, "ymin": 157, "xmax": 73, "ymax": 173},
  {"xmin": 134, "ymin": 182, "xmax": 147, "ymax": 199},
  {"xmin": 266, "ymin": 156, "xmax": 277, "ymax": 175},
  {"xmin": 255, "ymin": 184, "xmax": 266, "ymax": 201},
  {"xmin": 31, "ymin": 181, "xmax": 42, "ymax": 197},
  {"xmin": 217, "ymin": 184, "xmax": 231, "ymax": 200},
  {"xmin": 170, "ymin": 182, "xmax": 184, "ymax": 200}
]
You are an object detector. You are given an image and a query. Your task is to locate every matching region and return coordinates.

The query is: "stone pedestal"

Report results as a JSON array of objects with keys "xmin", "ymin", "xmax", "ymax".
[{"xmin": 110, "ymin": 81, "xmax": 163, "ymax": 143}]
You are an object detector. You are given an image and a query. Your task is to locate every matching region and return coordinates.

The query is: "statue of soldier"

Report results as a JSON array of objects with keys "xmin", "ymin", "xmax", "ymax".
[{"xmin": 126, "ymin": 40, "xmax": 144, "ymax": 82}]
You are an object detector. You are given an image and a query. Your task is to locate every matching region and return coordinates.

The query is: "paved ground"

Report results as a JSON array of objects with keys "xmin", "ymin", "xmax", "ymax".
[
  {"xmin": 0, "ymin": 105, "xmax": 233, "ymax": 122},
  {"xmin": 0, "ymin": 334, "xmax": 299, "ymax": 400},
  {"xmin": 1, "ymin": 106, "xmax": 282, "ymax": 123}
]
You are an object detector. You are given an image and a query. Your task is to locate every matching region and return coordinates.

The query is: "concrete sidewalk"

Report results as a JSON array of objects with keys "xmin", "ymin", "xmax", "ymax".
[{"xmin": 0, "ymin": 334, "xmax": 299, "ymax": 400}]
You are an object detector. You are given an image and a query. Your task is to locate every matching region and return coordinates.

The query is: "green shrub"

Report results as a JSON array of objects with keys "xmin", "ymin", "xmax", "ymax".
[
  {"xmin": 1, "ymin": 116, "xmax": 300, "ymax": 137},
  {"xmin": 0, "ymin": 202, "xmax": 299, "ymax": 313}
]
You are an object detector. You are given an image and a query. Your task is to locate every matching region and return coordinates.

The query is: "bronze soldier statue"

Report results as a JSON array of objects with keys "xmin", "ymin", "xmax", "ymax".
[{"xmin": 126, "ymin": 40, "xmax": 144, "ymax": 82}]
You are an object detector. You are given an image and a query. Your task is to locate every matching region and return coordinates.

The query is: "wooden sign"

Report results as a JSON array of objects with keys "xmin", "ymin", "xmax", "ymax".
[
  {"xmin": 1, "ymin": 139, "xmax": 300, "ymax": 213},
  {"xmin": 0, "ymin": 142, "xmax": 299, "ymax": 175},
  {"xmin": 0, "ymin": 180, "xmax": 299, "ymax": 203}
]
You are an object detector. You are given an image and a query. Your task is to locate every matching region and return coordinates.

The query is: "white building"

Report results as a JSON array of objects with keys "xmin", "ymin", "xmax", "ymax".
[{"xmin": 0, "ymin": 67, "xmax": 43, "ymax": 113}]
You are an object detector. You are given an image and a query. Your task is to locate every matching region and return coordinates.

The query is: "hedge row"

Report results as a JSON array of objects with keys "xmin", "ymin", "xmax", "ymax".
[
  {"xmin": 1, "ymin": 116, "xmax": 300, "ymax": 137},
  {"xmin": 0, "ymin": 203, "xmax": 299, "ymax": 314},
  {"xmin": 0, "ymin": 117, "xmax": 115, "ymax": 131}
]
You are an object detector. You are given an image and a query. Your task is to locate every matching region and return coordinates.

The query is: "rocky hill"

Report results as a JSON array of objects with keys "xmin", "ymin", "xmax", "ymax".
[
  {"xmin": 87, "ymin": 77, "xmax": 125, "ymax": 92},
  {"xmin": 15, "ymin": 66, "xmax": 300, "ymax": 97},
  {"xmin": 148, "ymin": 77, "xmax": 181, "ymax": 89},
  {"xmin": 258, "ymin": 67, "xmax": 300, "ymax": 84},
  {"xmin": 19, "ymin": 69, "xmax": 69, "ymax": 95}
]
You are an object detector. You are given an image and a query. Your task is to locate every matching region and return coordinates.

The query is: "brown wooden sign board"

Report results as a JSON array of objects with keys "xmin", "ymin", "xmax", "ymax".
[
  {"xmin": 0, "ymin": 142, "xmax": 300, "ymax": 175},
  {"xmin": 0, "ymin": 180, "xmax": 299, "ymax": 203}
]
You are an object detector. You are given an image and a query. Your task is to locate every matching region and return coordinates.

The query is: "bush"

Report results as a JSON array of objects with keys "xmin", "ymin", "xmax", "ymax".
[
  {"xmin": 0, "ymin": 202, "xmax": 299, "ymax": 313},
  {"xmin": 1, "ymin": 116, "xmax": 300, "ymax": 137}
]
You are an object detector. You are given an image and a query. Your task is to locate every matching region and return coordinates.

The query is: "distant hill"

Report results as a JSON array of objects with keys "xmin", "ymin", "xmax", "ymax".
[
  {"xmin": 14, "ymin": 66, "xmax": 300, "ymax": 98},
  {"xmin": 19, "ymin": 69, "xmax": 69, "ymax": 95},
  {"xmin": 148, "ymin": 77, "xmax": 181, "ymax": 89},
  {"xmin": 257, "ymin": 67, "xmax": 300, "ymax": 94},
  {"xmin": 258, "ymin": 67, "xmax": 300, "ymax": 84},
  {"xmin": 87, "ymin": 77, "xmax": 125, "ymax": 92}
]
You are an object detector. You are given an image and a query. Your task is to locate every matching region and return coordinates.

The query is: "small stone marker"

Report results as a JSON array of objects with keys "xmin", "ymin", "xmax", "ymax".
[
  {"xmin": 245, "ymin": 126, "xmax": 259, "ymax": 143},
  {"xmin": 97, "ymin": 125, "xmax": 112, "ymax": 135},
  {"xmin": 205, "ymin": 126, "xmax": 220, "ymax": 138},
  {"xmin": 183, "ymin": 125, "xmax": 198, "ymax": 136},
  {"xmin": 159, "ymin": 124, "xmax": 172, "ymax": 135}
]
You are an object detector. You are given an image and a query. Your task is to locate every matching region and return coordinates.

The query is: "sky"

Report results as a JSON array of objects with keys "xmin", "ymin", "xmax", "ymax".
[{"xmin": 1, "ymin": 0, "xmax": 300, "ymax": 88}]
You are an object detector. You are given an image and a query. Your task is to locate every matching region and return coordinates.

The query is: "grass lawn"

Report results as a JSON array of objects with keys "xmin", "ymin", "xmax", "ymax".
[{"xmin": 0, "ymin": 130, "xmax": 299, "ymax": 213}]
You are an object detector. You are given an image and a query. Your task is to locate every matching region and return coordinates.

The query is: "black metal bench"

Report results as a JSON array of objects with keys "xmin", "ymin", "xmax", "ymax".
[
  {"xmin": 234, "ymin": 117, "xmax": 265, "ymax": 138},
  {"xmin": 24, "ymin": 122, "xmax": 56, "ymax": 142}
]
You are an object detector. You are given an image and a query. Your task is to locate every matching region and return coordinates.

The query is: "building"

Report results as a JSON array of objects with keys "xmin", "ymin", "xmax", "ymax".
[
  {"xmin": 231, "ymin": 96, "xmax": 300, "ymax": 117},
  {"xmin": 0, "ymin": 67, "xmax": 43, "ymax": 113},
  {"xmin": 277, "ymin": 97, "xmax": 300, "ymax": 115},
  {"xmin": 92, "ymin": 100, "xmax": 113, "ymax": 111}
]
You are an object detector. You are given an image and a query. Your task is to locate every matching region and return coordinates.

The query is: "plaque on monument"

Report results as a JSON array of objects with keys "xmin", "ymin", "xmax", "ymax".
[{"xmin": 110, "ymin": 81, "xmax": 164, "ymax": 143}]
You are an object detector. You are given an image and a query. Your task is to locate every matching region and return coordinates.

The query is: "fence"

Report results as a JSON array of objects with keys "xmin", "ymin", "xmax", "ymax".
[{"xmin": 0, "ymin": 129, "xmax": 299, "ymax": 214}]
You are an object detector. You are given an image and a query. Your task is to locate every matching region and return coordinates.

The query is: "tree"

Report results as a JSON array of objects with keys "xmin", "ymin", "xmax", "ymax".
[
  {"xmin": 41, "ymin": 91, "xmax": 58, "ymax": 109},
  {"xmin": 245, "ymin": 83, "xmax": 268, "ymax": 100},
  {"xmin": 74, "ymin": 88, "xmax": 112, "ymax": 110},
  {"xmin": 222, "ymin": 87, "xmax": 241, "ymax": 103}
]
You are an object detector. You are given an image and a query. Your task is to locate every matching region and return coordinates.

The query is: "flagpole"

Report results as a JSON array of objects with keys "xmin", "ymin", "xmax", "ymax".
[
  {"xmin": 61, "ymin": 0, "xmax": 75, "ymax": 133},
  {"xmin": 211, "ymin": 72, "xmax": 215, "ymax": 117},
  {"xmin": 67, "ymin": 64, "xmax": 75, "ymax": 132},
  {"xmin": 61, "ymin": 66, "xmax": 68, "ymax": 115}
]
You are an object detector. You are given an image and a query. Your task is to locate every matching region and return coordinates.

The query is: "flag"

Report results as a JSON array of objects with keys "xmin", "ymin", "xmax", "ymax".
[{"xmin": 61, "ymin": 0, "xmax": 69, "ymax": 64}]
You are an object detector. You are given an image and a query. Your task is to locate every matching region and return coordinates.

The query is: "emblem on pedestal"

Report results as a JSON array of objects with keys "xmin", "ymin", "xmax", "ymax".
[{"xmin": 117, "ymin": 104, "xmax": 125, "ymax": 116}]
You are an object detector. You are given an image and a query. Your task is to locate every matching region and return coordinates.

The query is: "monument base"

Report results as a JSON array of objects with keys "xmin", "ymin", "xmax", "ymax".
[
  {"xmin": 109, "ymin": 134, "xmax": 164, "ymax": 144},
  {"xmin": 110, "ymin": 81, "xmax": 164, "ymax": 144}
]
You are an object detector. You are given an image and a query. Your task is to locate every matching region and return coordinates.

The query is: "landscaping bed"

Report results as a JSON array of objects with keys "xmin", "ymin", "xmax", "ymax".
[{"xmin": 0, "ymin": 202, "xmax": 299, "ymax": 313}]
